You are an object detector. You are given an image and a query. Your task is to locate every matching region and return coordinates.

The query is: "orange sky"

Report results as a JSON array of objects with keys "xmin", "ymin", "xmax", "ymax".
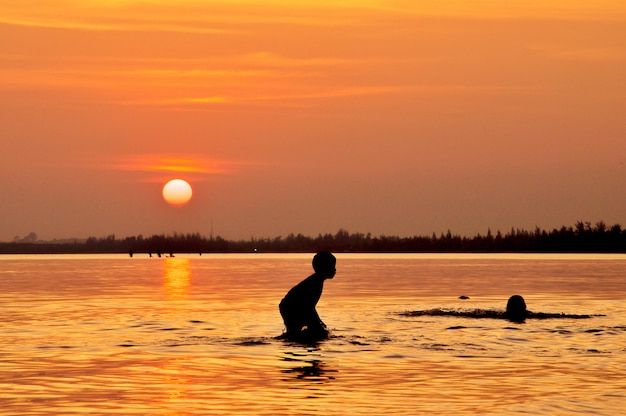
[{"xmin": 1, "ymin": 0, "xmax": 625, "ymax": 241}]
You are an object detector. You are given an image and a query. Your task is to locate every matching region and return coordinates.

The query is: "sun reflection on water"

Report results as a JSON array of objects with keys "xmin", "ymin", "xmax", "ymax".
[
  {"xmin": 163, "ymin": 258, "xmax": 191, "ymax": 301},
  {"xmin": 154, "ymin": 356, "xmax": 193, "ymax": 414}
]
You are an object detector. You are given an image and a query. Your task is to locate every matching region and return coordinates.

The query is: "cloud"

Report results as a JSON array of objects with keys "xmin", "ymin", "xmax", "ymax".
[
  {"xmin": 114, "ymin": 85, "xmax": 405, "ymax": 110},
  {"xmin": 0, "ymin": 1, "xmax": 370, "ymax": 34},
  {"xmin": 124, "ymin": 83, "xmax": 529, "ymax": 110},
  {"xmin": 3, "ymin": 0, "xmax": 625, "ymax": 39},
  {"xmin": 526, "ymin": 43, "xmax": 626, "ymax": 63},
  {"xmin": 554, "ymin": 47, "xmax": 626, "ymax": 62},
  {"xmin": 240, "ymin": 52, "xmax": 356, "ymax": 67},
  {"xmin": 380, "ymin": 1, "xmax": 626, "ymax": 20},
  {"xmin": 106, "ymin": 154, "xmax": 245, "ymax": 176}
]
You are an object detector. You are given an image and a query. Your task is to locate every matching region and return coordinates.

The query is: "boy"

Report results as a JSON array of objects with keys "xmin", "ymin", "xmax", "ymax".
[{"xmin": 279, "ymin": 251, "xmax": 336, "ymax": 340}]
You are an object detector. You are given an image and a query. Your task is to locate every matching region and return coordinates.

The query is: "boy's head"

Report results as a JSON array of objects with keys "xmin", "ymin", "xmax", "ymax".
[
  {"xmin": 312, "ymin": 251, "xmax": 336, "ymax": 278},
  {"xmin": 505, "ymin": 294, "xmax": 527, "ymax": 322}
]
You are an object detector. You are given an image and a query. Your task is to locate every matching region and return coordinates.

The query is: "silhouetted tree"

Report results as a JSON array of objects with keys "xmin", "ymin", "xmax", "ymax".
[{"xmin": 2, "ymin": 222, "xmax": 625, "ymax": 254}]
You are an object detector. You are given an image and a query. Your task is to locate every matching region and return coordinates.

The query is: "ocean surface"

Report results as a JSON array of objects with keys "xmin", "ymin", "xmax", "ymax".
[{"xmin": 1, "ymin": 253, "xmax": 625, "ymax": 415}]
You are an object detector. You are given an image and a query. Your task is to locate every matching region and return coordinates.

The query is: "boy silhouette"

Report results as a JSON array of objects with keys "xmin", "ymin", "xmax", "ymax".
[{"xmin": 279, "ymin": 251, "xmax": 336, "ymax": 341}]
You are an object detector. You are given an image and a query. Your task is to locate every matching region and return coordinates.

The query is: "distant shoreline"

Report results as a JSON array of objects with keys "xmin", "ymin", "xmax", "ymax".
[{"xmin": 2, "ymin": 221, "xmax": 625, "ymax": 254}]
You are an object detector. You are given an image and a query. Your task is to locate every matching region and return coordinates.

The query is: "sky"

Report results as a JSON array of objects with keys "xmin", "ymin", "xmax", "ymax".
[{"xmin": 1, "ymin": 0, "xmax": 625, "ymax": 242}]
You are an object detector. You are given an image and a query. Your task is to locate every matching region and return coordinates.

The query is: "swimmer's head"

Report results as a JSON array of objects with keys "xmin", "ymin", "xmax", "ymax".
[
  {"xmin": 312, "ymin": 251, "xmax": 336, "ymax": 279},
  {"xmin": 506, "ymin": 295, "xmax": 527, "ymax": 322}
]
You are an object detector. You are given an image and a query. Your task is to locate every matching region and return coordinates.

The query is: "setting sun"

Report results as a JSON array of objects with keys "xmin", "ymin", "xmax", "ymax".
[{"xmin": 162, "ymin": 179, "xmax": 193, "ymax": 206}]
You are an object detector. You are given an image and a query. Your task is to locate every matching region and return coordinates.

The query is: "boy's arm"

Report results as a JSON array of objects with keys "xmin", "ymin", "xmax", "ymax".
[{"xmin": 313, "ymin": 308, "xmax": 326, "ymax": 328}]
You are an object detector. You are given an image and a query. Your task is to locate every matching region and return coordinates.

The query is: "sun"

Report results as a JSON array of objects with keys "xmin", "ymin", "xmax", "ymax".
[{"xmin": 162, "ymin": 179, "xmax": 193, "ymax": 206}]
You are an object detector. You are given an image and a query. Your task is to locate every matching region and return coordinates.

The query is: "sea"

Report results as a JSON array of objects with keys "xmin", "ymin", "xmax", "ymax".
[{"xmin": 1, "ymin": 253, "xmax": 625, "ymax": 415}]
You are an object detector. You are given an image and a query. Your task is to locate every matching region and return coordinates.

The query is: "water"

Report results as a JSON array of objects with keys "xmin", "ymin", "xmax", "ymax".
[{"xmin": 1, "ymin": 253, "xmax": 625, "ymax": 415}]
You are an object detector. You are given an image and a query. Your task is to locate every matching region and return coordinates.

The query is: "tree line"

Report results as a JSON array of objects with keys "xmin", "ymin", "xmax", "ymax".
[{"xmin": 2, "ymin": 221, "xmax": 625, "ymax": 254}]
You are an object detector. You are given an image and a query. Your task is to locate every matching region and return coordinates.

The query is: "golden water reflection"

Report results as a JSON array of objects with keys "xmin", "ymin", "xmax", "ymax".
[
  {"xmin": 280, "ymin": 348, "xmax": 337, "ymax": 400},
  {"xmin": 2, "ymin": 255, "xmax": 626, "ymax": 415},
  {"xmin": 163, "ymin": 258, "xmax": 191, "ymax": 300}
]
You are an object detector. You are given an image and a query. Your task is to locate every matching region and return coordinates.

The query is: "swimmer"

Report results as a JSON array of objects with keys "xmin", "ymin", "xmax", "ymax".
[{"xmin": 402, "ymin": 294, "xmax": 601, "ymax": 322}]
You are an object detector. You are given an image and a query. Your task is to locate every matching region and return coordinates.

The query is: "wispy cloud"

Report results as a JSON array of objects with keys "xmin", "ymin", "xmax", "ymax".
[
  {"xmin": 1, "ymin": 19, "xmax": 233, "ymax": 34},
  {"xmin": 379, "ymin": 0, "xmax": 626, "ymax": 20},
  {"xmin": 0, "ymin": 1, "xmax": 369, "ymax": 34},
  {"xmin": 107, "ymin": 154, "xmax": 245, "ymax": 176},
  {"xmin": 554, "ymin": 47, "xmax": 626, "ymax": 62},
  {"xmin": 3, "ymin": 0, "xmax": 625, "ymax": 38},
  {"xmin": 240, "ymin": 52, "xmax": 356, "ymax": 68},
  {"xmin": 122, "ymin": 83, "xmax": 530, "ymax": 110},
  {"xmin": 527, "ymin": 44, "xmax": 626, "ymax": 62},
  {"xmin": 117, "ymin": 85, "xmax": 405, "ymax": 109}
]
